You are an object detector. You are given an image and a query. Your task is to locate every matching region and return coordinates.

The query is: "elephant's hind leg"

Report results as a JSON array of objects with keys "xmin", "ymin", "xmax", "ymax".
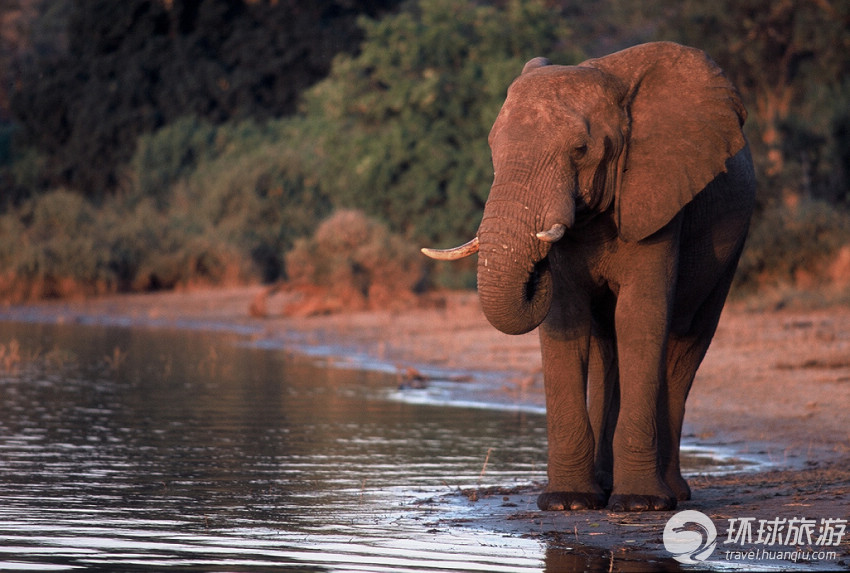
[
  {"xmin": 660, "ymin": 335, "xmax": 708, "ymax": 501},
  {"xmin": 663, "ymin": 259, "xmax": 744, "ymax": 500},
  {"xmin": 664, "ymin": 178, "xmax": 753, "ymax": 500}
]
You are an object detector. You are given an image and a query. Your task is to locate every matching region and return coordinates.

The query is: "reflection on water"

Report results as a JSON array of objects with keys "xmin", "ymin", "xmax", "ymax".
[
  {"xmin": 0, "ymin": 320, "xmax": 701, "ymax": 571},
  {"xmin": 0, "ymin": 321, "xmax": 554, "ymax": 571}
]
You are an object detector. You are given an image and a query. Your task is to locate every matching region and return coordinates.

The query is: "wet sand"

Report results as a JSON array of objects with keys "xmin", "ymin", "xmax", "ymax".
[{"xmin": 3, "ymin": 286, "xmax": 849, "ymax": 570}]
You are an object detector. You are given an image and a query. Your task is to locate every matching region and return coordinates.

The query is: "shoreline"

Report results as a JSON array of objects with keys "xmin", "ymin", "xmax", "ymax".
[
  {"xmin": 2, "ymin": 286, "xmax": 849, "ymax": 569},
  {"xmin": 3, "ymin": 285, "xmax": 847, "ymax": 460}
]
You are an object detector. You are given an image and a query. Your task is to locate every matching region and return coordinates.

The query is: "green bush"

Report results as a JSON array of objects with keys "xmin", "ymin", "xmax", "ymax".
[
  {"xmin": 303, "ymin": 0, "xmax": 581, "ymax": 246},
  {"xmin": 736, "ymin": 198, "xmax": 850, "ymax": 292},
  {"xmin": 0, "ymin": 188, "xmax": 265, "ymax": 301},
  {"xmin": 166, "ymin": 118, "xmax": 332, "ymax": 281},
  {"xmin": 128, "ymin": 116, "xmax": 223, "ymax": 206},
  {"xmin": 283, "ymin": 210, "xmax": 427, "ymax": 314},
  {"xmin": 110, "ymin": 199, "xmax": 251, "ymax": 291},
  {"xmin": 0, "ymin": 189, "xmax": 113, "ymax": 298},
  {"xmin": 0, "ymin": 113, "xmax": 335, "ymax": 302}
]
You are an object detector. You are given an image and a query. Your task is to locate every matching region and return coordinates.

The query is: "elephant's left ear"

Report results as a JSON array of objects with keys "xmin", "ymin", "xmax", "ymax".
[{"xmin": 584, "ymin": 42, "xmax": 748, "ymax": 242}]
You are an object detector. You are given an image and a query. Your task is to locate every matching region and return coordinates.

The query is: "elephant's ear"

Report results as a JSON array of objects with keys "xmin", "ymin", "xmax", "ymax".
[
  {"xmin": 522, "ymin": 57, "xmax": 550, "ymax": 74},
  {"xmin": 584, "ymin": 42, "xmax": 747, "ymax": 242}
]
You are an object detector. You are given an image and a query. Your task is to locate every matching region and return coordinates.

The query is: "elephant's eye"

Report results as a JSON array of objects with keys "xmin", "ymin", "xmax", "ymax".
[{"xmin": 573, "ymin": 144, "xmax": 588, "ymax": 159}]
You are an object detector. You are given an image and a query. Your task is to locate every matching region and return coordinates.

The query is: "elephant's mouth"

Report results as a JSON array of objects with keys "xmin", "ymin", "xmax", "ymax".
[{"xmin": 525, "ymin": 258, "xmax": 550, "ymax": 303}]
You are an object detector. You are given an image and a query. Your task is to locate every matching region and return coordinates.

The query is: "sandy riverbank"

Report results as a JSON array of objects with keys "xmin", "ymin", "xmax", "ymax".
[{"xmin": 2, "ymin": 286, "xmax": 848, "ymax": 569}]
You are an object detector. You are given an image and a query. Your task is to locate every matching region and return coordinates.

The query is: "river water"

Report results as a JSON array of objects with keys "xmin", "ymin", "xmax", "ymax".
[{"xmin": 0, "ymin": 319, "xmax": 746, "ymax": 571}]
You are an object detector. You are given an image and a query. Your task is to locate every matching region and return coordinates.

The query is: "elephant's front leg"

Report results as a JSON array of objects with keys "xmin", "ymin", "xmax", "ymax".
[
  {"xmin": 608, "ymin": 241, "xmax": 679, "ymax": 512},
  {"xmin": 537, "ymin": 306, "xmax": 607, "ymax": 511}
]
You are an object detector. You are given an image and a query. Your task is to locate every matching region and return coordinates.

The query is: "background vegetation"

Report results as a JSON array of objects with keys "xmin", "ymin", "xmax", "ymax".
[{"xmin": 1, "ymin": 0, "xmax": 849, "ymax": 305}]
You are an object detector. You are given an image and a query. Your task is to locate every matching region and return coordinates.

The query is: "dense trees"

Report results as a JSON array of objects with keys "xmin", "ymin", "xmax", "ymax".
[
  {"xmin": 1, "ymin": 0, "xmax": 849, "ymax": 301},
  {"xmin": 304, "ymin": 0, "xmax": 580, "ymax": 244},
  {"xmin": 5, "ymin": 0, "xmax": 400, "ymax": 197},
  {"xmin": 655, "ymin": 0, "xmax": 850, "ymax": 205},
  {"xmin": 651, "ymin": 0, "xmax": 850, "ymax": 294}
]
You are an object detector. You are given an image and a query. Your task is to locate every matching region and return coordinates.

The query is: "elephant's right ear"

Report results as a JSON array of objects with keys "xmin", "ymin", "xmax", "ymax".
[
  {"xmin": 584, "ymin": 42, "xmax": 747, "ymax": 243},
  {"xmin": 522, "ymin": 57, "xmax": 550, "ymax": 74}
]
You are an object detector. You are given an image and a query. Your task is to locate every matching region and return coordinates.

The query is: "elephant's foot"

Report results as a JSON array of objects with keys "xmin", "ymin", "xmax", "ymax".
[
  {"xmin": 666, "ymin": 472, "xmax": 691, "ymax": 501},
  {"xmin": 609, "ymin": 492, "xmax": 677, "ymax": 512},
  {"xmin": 609, "ymin": 475, "xmax": 677, "ymax": 511},
  {"xmin": 537, "ymin": 489, "xmax": 607, "ymax": 511}
]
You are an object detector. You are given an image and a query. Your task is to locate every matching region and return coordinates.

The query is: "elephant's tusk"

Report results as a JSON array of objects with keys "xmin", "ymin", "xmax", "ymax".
[
  {"xmin": 421, "ymin": 237, "xmax": 480, "ymax": 260},
  {"xmin": 536, "ymin": 224, "xmax": 566, "ymax": 243}
]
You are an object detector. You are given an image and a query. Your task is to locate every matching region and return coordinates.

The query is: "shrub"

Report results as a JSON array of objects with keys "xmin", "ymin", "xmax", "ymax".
[
  {"xmin": 170, "ymin": 119, "xmax": 332, "ymax": 281},
  {"xmin": 116, "ymin": 200, "xmax": 253, "ymax": 292},
  {"xmin": 280, "ymin": 210, "xmax": 427, "ymax": 315},
  {"xmin": 0, "ymin": 189, "xmax": 262, "ymax": 302},
  {"xmin": 0, "ymin": 189, "xmax": 114, "ymax": 299},
  {"xmin": 122, "ymin": 116, "xmax": 332, "ymax": 284},
  {"xmin": 736, "ymin": 198, "xmax": 850, "ymax": 293},
  {"xmin": 0, "ymin": 113, "xmax": 334, "ymax": 302}
]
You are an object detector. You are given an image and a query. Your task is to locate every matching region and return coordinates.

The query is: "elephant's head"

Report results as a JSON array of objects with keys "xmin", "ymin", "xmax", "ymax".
[{"xmin": 423, "ymin": 42, "xmax": 747, "ymax": 335}]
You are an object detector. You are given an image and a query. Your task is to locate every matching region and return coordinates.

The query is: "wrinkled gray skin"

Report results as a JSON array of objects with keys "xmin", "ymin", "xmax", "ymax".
[{"xmin": 439, "ymin": 43, "xmax": 756, "ymax": 512}]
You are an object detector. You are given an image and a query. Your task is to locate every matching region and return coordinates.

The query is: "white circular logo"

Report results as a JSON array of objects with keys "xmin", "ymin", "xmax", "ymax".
[{"xmin": 663, "ymin": 510, "xmax": 718, "ymax": 564}]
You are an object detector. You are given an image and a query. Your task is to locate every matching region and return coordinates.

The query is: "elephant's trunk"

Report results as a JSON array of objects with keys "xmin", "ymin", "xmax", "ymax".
[{"xmin": 476, "ymin": 198, "xmax": 556, "ymax": 336}]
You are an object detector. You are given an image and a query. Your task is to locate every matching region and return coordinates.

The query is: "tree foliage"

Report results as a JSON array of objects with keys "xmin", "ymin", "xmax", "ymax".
[
  {"xmin": 2, "ymin": 0, "xmax": 850, "ymax": 300},
  {"xmin": 8, "ymin": 0, "xmax": 400, "ymax": 196},
  {"xmin": 650, "ymin": 0, "xmax": 850, "ymax": 205},
  {"xmin": 304, "ymin": 0, "xmax": 582, "ymax": 244}
]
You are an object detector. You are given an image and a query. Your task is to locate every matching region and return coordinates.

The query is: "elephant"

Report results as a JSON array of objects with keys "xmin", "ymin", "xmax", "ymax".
[{"xmin": 422, "ymin": 42, "xmax": 756, "ymax": 512}]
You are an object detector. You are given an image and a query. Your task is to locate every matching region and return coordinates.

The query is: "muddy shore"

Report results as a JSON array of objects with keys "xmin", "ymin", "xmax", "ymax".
[{"xmin": 2, "ymin": 286, "xmax": 848, "ymax": 570}]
